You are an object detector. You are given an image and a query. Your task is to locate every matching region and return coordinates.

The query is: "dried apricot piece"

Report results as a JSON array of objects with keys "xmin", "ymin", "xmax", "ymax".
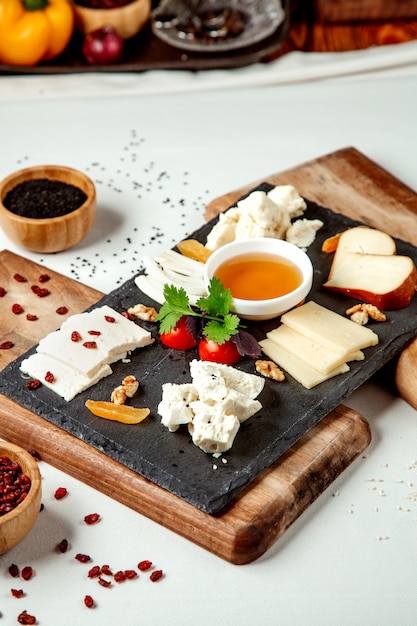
[
  {"xmin": 176, "ymin": 239, "xmax": 212, "ymax": 263},
  {"xmin": 85, "ymin": 400, "xmax": 150, "ymax": 424},
  {"xmin": 321, "ymin": 232, "xmax": 341, "ymax": 253}
]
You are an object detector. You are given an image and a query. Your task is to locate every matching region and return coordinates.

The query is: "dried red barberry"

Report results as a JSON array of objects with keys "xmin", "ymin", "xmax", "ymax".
[
  {"xmin": 26, "ymin": 314, "xmax": 38, "ymax": 321},
  {"xmin": 26, "ymin": 379, "xmax": 42, "ymax": 390},
  {"xmin": 1, "ymin": 458, "xmax": 31, "ymax": 516},
  {"xmin": 43, "ymin": 372, "xmax": 55, "ymax": 386},
  {"xmin": 17, "ymin": 610, "xmax": 36, "ymax": 625},
  {"xmin": 113, "ymin": 570, "xmax": 126, "ymax": 583},
  {"xmin": 14, "ymin": 273, "xmax": 27, "ymax": 283},
  {"xmin": 44, "ymin": 371, "xmax": 55, "ymax": 383},
  {"xmin": 56, "ymin": 306, "xmax": 68, "ymax": 315},
  {"xmin": 84, "ymin": 512, "xmax": 100, "ymax": 525},
  {"xmin": 88, "ymin": 330, "xmax": 101, "ymax": 336},
  {"xmin": 88, "ymin": 565, "xmax": 101, "ymax": 578},
  {"xmin": 31, "ymin": 285, "xmax": 50, "ymax": 297},
  {"xmin": 98, "ymin": 576, "xmax": 112, "ymax": 588},
  {"xmin": 9, "ymin": 563, "xmax": 20, "ymax": 577},
  {"xmin": 11, "ymin": 588, "xmax": 25, "ymax": 598},
  {"xmin": 0, "ymin": 286, "xmax": 6, "ymax": 297},
  {"xmin": 121, "ymin": 311, "xmax": 134, "ymax": 320},
  {"xmin": 75, "ymin": 553, "xmax": 91, "ymax": 563},
  {"xmin": 101, "ymin": 564, "xmax": 112, "ymax": 576},
  {"xmin": 84, "ymin": 594, "xmax": 95, "ymax": 608},
  {"xmin": 83, "ymin": 341, "xmax": 97, "ymax": 349},
  {"xmin": 0, "ymin": 341, "xmax": 14, "ymax": 349},
  {"xmin": 124, "ymin": 569, "xmax": 138, "ymax": 580},
  {"xmin": 71, "ymin": 330, "xmax": 82, "ymax": 342},
  {"xmin": 138, "ymin": 560, "xmax": 152, "ymax": 571},
  {"xmin": 21, "ymin": 566, "xmax": 33, "ymax": 581},
  {"xmin": 12, "ymin": 303, "xmax": 24, "ymax": 315},
  {"xmin": 54, "ymin": 487, "xmax": 68, "ymax": 500},
  {"xmin": 150, "ymin": 569, "xmax": 163, "ymax": 582},
  {"xmin": 57, "ymin": 539, "xmax": 69, "ymax": 553},
  {"xmin": 104, "ymin": 315, "xmax": 115, "ymax": 323},
  {"xmin": 38, "ymin": 274, "xmax": 50, "ymax": 283}
]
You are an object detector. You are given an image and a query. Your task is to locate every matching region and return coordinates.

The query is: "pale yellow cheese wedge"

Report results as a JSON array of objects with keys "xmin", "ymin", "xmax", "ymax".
[
  {"xmin": 259, "ymin": 339, "xmax": 350, "ymax": 389},
  {"xmin": 280, "ymin": 301, "xmax": 379, "ymax": 356},
  {"xmin": 266, "ymin": 324, "xmax": 364, "ymax": 374}
]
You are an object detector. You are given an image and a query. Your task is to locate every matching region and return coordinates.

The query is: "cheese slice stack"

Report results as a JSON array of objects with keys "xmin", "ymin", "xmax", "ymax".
[
  {"xmin": 20, "ymin": 305, "xmax": 154, "ymax": 401},
  {"xmin": 259, "ymin": 301, "xmax": 379, "ymax": 389}
]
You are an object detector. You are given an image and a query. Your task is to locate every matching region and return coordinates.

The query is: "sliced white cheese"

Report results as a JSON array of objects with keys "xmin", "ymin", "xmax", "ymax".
[
  {"xmin": 259, "ymin": 338, "xmax": 349, "ymax": 389},
  {"xmin": 20, "ymin": 353, "xmax": 112, "ymax": 402},
  {"xmin": 280, "ymin": 301, "xmax": 379, "ymax": 356},
  {"xmin": 266, "ymin": 324, "xmax": 364, "ymax": 374}
]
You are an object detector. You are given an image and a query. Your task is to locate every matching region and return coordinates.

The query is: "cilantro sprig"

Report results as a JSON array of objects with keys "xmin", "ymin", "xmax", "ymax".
[{"xmin": 156, "ymin": 277, "xmax": 241, "ymax": 345}]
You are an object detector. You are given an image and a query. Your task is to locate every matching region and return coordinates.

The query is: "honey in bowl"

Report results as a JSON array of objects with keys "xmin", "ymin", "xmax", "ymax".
[{"xmin": 214, "ymin": 252, "xmax": 303, "ymax": 301}]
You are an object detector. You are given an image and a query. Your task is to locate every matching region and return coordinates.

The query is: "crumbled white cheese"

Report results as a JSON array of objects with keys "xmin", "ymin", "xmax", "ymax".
[
  {"xmin": 205, "ymin": 185, "xmax": 309, "ymax": 251},
  {"xmin": 285, "ymin": 218, "xmax": 323, "ymax": 251},
  {"xmin": 158, "ymin": 359, "xmax": 264, "ymax": 455},
  {"xmin": 267, "ymin": 184, "xmax": 307, "ymax": 218}
]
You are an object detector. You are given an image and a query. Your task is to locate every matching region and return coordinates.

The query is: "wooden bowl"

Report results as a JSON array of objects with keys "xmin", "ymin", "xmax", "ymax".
[
  {"xmin": 0, "ymin": 165, "xmax": 96, "ymax": 254},
  {"xmin": 73, "ymin": 0, "xmax": 151, "ymax": 39},
  {"xmin": 0, "ymin": 441, "xmax": 42, "ymax": 555}
]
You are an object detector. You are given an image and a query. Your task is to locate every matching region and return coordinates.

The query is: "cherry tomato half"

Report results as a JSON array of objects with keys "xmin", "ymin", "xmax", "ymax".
[
  {"xmin": 198, "ymin": 338, "xmax": 241, "ymax": 366},
  {"xmin": 160, "ymin": 316, "xmax": 198, "ymax": 351}
]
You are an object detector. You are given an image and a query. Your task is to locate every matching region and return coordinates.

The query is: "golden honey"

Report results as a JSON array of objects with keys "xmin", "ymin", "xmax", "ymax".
[{"xmin": 214, "ymin": 252, "xmax": 303, "ymax": 301}]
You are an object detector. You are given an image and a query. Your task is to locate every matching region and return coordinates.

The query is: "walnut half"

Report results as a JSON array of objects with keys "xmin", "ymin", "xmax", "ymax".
[{"xmin": 255, "ymin": 360, "xmax": 285, "ymax": 382}]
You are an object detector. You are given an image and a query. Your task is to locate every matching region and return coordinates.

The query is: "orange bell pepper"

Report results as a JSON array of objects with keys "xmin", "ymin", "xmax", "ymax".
[{"xmin": 0, "ymin": 0, "xmax": 74, "ymax": 66}]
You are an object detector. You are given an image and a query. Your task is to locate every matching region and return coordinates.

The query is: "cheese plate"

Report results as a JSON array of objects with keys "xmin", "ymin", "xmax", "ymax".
[{"xmin": 1, "ymin": 185, "xmax": 416, "ymax": 515}]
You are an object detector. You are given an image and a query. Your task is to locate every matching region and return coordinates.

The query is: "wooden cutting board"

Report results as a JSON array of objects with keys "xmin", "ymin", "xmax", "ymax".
[{"xmin": 1, "ymin": 146, "xmax": 414, "ymax": 564}]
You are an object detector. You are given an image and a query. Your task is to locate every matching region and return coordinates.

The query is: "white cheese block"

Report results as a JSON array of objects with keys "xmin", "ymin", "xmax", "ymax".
[
  {"xmin": 259, "ymin": 338, "xmax": 349, "ymax": 389},
  {"xmin": 215, "ymin": 389, "xmax": 262, "ymax": 424},
  {"xmin": 188, "ymin": 402, "xmax": 240, "ymax": 454},
  {"xmin": 266, "ymin": 324, "xmax": 364, "ymax": 374},
  {"xmin": 280, "ymin": 301, "xmax": 379, "ymax": 356},
  {"xmin": 20, "ymin": 353, "xmax": 112, "ymax": 402},
  {"xmin": 158, "ymin": 383, "xmax": 199, "ymax": 432}
]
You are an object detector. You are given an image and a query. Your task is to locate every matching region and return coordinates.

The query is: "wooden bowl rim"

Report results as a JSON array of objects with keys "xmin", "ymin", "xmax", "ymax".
[
  {"xmin": 0, "ymin": 164, "xmax": 96, "ymax": 225},
  {"xmin": 0, "ymin": 441, "xmax": 41, "ymax": 527}
]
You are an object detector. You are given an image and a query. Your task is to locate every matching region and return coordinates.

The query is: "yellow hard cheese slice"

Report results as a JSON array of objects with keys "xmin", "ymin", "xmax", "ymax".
[
  {"xmin": 280, "ymin": 301, "xmax": 379, "ymax": 356},
  {"xmin": 266, "ymin": 324, "xmax": 364, "ymax": 375},
  {"xmin": 259, "ymin": 339, "xmax": 350, "ymax": 389}
]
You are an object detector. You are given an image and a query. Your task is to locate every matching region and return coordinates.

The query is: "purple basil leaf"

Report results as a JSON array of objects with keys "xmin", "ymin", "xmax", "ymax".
[
  {"xmin": 185, "ymin": 315, "xmax": 202, "ymax": 342},
  {"xmin": 231, "ymin": 330, "xmax": 262, "ymax": 358}
]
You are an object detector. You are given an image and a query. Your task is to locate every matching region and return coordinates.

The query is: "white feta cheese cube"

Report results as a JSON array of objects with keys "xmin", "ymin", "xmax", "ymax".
[
  {"xmin": 188, "ymin": 402, "xmax": 240, "ymax": 454},
  {"xmin": 157, "ymin": 383, "xmax": 198, "ymax": 432}
]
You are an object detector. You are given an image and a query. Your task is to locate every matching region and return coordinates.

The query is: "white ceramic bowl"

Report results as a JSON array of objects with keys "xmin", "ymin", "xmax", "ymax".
[{"xmin": 204, "ymin": 238, "xmax": 313, "ymax": 321}]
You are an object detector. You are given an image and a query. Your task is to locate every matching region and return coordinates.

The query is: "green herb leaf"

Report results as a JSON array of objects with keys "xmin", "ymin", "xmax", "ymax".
[
  {"xmin": 155, "ymin": 284, "xmax": 194, "ymax": 334},
  {"xmin": 203, "ymin": 313, "xmax": 240, "ymax": 344},
  {"xmin": 196, "ymin": 276, "xmax": 232, "ymax": 317}
]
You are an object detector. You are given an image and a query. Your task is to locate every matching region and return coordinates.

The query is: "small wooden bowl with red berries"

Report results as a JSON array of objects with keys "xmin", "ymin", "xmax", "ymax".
[{"xmin": 0, "ymin": 441, "xmax": 42, "ymax": 554}]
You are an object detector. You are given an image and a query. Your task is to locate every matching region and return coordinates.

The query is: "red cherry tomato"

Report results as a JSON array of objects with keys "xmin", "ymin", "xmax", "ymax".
[
  {"xmin": 160, "ymin": 316, "xmax": 198, "ymax": 351},
  {"xmin": 198, "ymin": 338, "xmax": 241, "ymax": 365}
]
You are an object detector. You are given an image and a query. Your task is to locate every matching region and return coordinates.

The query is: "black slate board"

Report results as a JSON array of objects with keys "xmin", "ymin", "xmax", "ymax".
[{"xmin": 1, "ymin": 185, "xmax": 416, "ymax": 514}]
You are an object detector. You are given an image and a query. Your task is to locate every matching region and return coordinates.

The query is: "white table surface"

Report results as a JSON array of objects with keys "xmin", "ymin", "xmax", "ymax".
[{"xmin": 0, "ymin": 43, "xmax": 417, "ymax": 625}]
